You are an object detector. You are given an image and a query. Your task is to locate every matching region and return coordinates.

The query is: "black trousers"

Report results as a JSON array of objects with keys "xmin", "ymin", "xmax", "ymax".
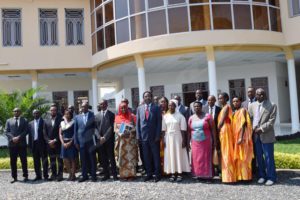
[
  {"xmin": 99, "ymin": 139, "xmax": 117, "ymax": 177},
  {"xmin": 80, "ymin": 143, "xmax": 97, "ymax": 179},
  {"xmin": 32, "ymin": 141, "xmax": 48, "ymax": 178},
  {"xmin": 9, "ymin": 145, "xmax": 28, "ymax": 179},
  {"xmin": 142, "ymin": 140, "xmax": 161, "ymax": 178},
  {"xmin": 48, "ymin": 145, "xmax": 63, "ymax": 177}
]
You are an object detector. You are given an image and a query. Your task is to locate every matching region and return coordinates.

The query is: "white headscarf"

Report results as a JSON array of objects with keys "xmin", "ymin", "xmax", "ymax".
[{"xmin": 169, "ymin": 99, "xmax": 179, "ymax": 113}]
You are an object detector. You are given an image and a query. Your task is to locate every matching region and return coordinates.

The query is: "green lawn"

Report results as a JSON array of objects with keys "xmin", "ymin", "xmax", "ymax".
[{"xmin": 274, "ymin": 138, "xmax": 300, "ymax": 155}]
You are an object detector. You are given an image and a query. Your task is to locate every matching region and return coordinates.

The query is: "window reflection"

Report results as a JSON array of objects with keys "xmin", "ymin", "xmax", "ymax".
[
  {"xmin": 96, "ymin": 29, "xmax": 104, "ymax": 51},
  {"xmin": 129, "ymin": 0, "xmax": 145, "ymax": 15},
  {"xmin": 131, "ymin": 14, "xmax": 147, "ymax": 40},
  {"xmin": 168, "ymin": 0, "xmax": 186, "ymax": 4},
  {"xmin": 148, "ymin": 0, "xmax": 164, "ymax": 8},
  {"xmin": 168, "ymin": 7, "xmax": 189, "ymax": 33},
  {"xmin": 253, "ymin": 5, "xmax": 269, "ymax": 30},
  {"xmin": 91, "ymin": 12, "xmax": 95, "ymax": 33},
  {"xmin": 269, "ymin": 7, "xmax": 282, "ymax": 32},
  {"xmin": 190, "ymin": 5, "xmax": 211, "ymax": 31},
  {"xmin": 105, "ymin": 2, "xmax": 114, "ymax": 23},
  {"xmin": 95, "ymin": 0, "xmax": 102, "ymax": 7},
  {"xmin": 92, "ymin": 33, "xmax": 96, "ymax": 54},
  {"xmin": 189, "ymin": 0, "xmax": 209, "ymax": 3},
  {"xmin": 148, "ymin": 10, "xmax": 167, "ymax": 36},
  {"xmin": 116, "ymin": 19, "xmax": 130, "ymax": 43},
  {"xmin": 212, "ymin": 4, "xmax": 232, "ymax": 29},
  {"xmin": 105, "ymin": 23, "xmax": 115, "ymax": 48},
  {"xmin": 96, "ymin": 7, "xmax": 103, "ymax": 28},
  {"xmin": 115, "ymin": 0, "xmax": 128, "ymax": 19},
  {"xmin": 233, "ymin": 5, "xmax": 252, "ymax": 29}
]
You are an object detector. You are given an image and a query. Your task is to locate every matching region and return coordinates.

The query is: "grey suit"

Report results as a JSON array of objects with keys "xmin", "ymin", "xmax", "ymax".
[
  {"xmin": 4, "ymin": 117, "xmax": 28, "ymax": 179},
  {"xmin": 248, "ymin": 100, "xmax": 277, "ymax": 182},
  {"xmin": 242, "ymin": 98, "xmax": 256, "ymax": 110}
]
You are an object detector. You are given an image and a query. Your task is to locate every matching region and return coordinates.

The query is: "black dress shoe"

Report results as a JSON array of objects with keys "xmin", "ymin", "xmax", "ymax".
[
  {"xmin": 57, "ymin": 175, "xmax": 63, "ymax": 182},
  {"xmin": 33, "ymin": 177, "xmax": 42, "ymax": 181},
  {"xmin": 154, "ymin": 177, "xmax": 161, "ymax": 183},
  {"xmin": 44, "ymin": 177, "xmax": 49, "ymax": 181},
  {"xmin": 113, "ymin": 176, "xmax": 119, "ymax": 181},
  {"xmin": 101, "ymin": 176, "xmax": 110, "ymax": 181},
  {"xmin": 10, "ymin": 178, "xmax": 17, "ymax": 184},
  {"xmin": 143, "ymin": 176, "xmax": 153, "ymax": 182},
  {"xmin": 91, "ymin": 177, "xmax": 97, "ymax": 182},
  {"xmin": 78, "ymin": 177, "xmax": 88, "ymax": 182},
  {"xmin": 23, "ymin": 177, "xmax": 29, "ymax": 182},
  {"xmin": 49, "ymin": 175, "xmax": 56, "ymax": 181}
]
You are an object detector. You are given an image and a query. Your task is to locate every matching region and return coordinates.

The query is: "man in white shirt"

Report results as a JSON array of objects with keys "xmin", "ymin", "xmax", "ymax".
[{"xmin": 242, "ymin": 86, "xmax": 256, "ymax": 110}]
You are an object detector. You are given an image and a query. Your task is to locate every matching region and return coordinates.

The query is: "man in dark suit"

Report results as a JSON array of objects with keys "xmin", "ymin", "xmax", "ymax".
[
  {"xmin": 249, "ymin": 88, "xmax": 277, "ymax": 186},
  {"xmin": 95, "ymin": 100, "xmax": 117, "ymax": 181},
  {"xmin": 74, "ymin": 102, "xmax": 97, "ymax": 182},
  {"xmin": 4, "ymin": 108, "xmax": 28, "ymax": 183},
  {"xmin": 202, "ymin": 95, "xmax": 221, "ymax": 175},
  {"xmin": 189, "ymin": 89, "xmax": 207, "ymax": 115},
  {"xmin": 242, "ymin": 86, "xmax": 256, "ymax": 110},
  {"xmin": 174, "ymin": 95, "xmax": 189, "ymax": 120},
  {"xmin": 43, "ymin": 105, "xmax": 63, "ymax": 181},
  {"xmin": 136, "ymin": 91, "xmax": 162, "ymax": 182},
  {"xmin": 28, "ymin": 109, "xmax": 48, "ymax": 181}
]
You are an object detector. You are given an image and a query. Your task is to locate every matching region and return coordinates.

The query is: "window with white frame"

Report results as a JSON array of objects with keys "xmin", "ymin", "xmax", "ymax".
[
  {"xmin": 65, "ymin": 9, "xmax": 84, "ymax": 45},
  {"xmin": 40, "ymin": 9, "xmax": 58, "ymax": 46},
  {"xmin": 2, "ymin": 9, "xmax": 22, "ymax": 47},
  {"xmin": 290, "ymin": 0, "xmax": 300, "ymax": 16}
]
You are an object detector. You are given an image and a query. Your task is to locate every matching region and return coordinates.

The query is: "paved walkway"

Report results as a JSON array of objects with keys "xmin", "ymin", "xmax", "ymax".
[{"xmin": 0, "ymin": 170, "xmax": 299, "ymax": 200}]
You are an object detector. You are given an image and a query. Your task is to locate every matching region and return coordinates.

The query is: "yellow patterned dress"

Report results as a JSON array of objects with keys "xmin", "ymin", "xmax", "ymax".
[
  {"xmin": 232, "ymin": 108, "xmax": 253, "ymax": 181},
  {"xmin": 218, "ymin": 105, "xmax": 236, "ymax": 183}
]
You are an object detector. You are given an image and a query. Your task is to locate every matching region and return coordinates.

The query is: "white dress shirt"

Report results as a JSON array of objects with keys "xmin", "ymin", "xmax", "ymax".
[{"xmin": 34, "ymin": 119, "xmax": 39, "ymax": 141}]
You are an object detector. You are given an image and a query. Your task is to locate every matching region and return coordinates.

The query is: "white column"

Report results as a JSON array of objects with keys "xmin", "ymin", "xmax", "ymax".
[
  {"xmin": 92, "ymin": 68, "xmax": 98, "ymax": 113},
  {"xmin": 31, "ymin": 71, "xmax": 38, "ymax": 99},
  {"xmin": 287, "ymin": 59, "xmax": 300, "ymax": 133},
  {"xmin": 67, "ymin": 91, "xmax": 74, "ymax": 106},
  {"xmin": 134, "ymin": 54, "xmax": 146, "ymax": 103},
  {"xmin": 206, "ymin": 46, "xmax": 218, "ymax": 97}
]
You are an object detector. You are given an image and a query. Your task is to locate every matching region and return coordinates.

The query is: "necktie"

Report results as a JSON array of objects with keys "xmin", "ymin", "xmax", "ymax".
[
  {"xmin": 209, "ymin": 107, "xmax": 213, "ymax": 116},
  {"xmin": 15, "ymin": 117, "xmax": 18, "ymax": 128},
  {"xmin": 253, "ymin": 104, "xmax": 261, "ymax": 128},
  {"xmin": 145, "ymin": 105, "xmax": 149, "ymax": 120}
]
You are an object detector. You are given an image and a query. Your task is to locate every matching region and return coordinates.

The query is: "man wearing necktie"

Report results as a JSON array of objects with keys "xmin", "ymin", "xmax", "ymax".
[
  {"xmin": 28, "ymin": 109, "xmax": 48, "ymax": 181},
  {"xmin": 74, "ymin": 102, "xmax": 97, "ymax": 182},
  {"xmin": 136, "ymin": 91, "xmax": 162, "ymax": 182},
  {"xmin": 4, "ymin": 108, "xmax": 29, "ymax": 183},
  {"xmin": 248, "ymin": 88, "xmax": 277, "ymax": 186},
  {"xmin": 95, "ymin": 100, "xmax": 117, "ymax": 181}
]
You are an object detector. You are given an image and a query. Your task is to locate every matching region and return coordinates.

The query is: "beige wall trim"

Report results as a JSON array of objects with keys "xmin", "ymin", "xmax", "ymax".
[
  {"xmin": 142, "ymin": 47, "xmax": 205, "ymax": 59},
  {"xmin": 205, "ymin": 46, "xmax": 215, "ymax": 61},
  {"xmin": 30, "ymin": 70, "xmax": 38, "ymax": 82},
  {"xmin": 215, "ymin": 45, "xmax": 283, "ymax": 52},
  {"xmin": 291, "ymin": 44, "xmax": 300, "ymax": 51},
  {"xmin": 97, "ymin": 56, "xmax": 134, "ymax": 71},
  {"xmin": 134, "ymin": 54, "xmax": 144, "ymax": 68},
  {"xmin": 91, "ymin": 68, "xmax": 97, "ymax": 80},
  {"xmin": 283, "ymin": 47, "xmax": 295, "ymax": 60}
]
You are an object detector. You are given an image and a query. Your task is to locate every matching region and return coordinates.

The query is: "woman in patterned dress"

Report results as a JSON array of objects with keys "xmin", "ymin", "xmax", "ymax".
[
  {"xmin": 114, "ymin": 102, "xmax": 138, "ymax": 180},
  {"xmin": 188, "ymin": 101, "xmax": 216, "ymax": 180}
]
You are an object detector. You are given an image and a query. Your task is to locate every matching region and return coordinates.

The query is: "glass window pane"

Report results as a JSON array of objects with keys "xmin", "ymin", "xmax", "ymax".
[
  {"xmin": 269, "ymin": 0, "xmax": 280, "ymax": 7},
  {"xmin": 96, "ymin": 29, "xmax": 104, "ymax": 51},
  {"xmin": 253, "ymin": 5, "xmax": 269, "ymax": 30},
  {"xmin": 291, "ymin": 0, "xmax": 300, "ymax": 16},
  {"xmin": 212, "ymin": 5, "xmax": 232, "ymax": 29},
  {"xmin": 92, "ymin": 33, "xmax": 97, "ymax": 54},
  {"xmin": 148, "ymin": 10, "xmax": 167, "ymax": 36},
  {"xmin": 190, "ymin": 5, "xmax": 211, "ymax": 31},
  {"xmin": 105, "ymin": 23, "xmax": 115, "ymax": 48},
  {"xmin": 95, "ymin": 0, "xmax": 102, "ymax": 7},
  {"xmin": 116, "ymin": 19, "xmax": 130, "ymax": 44},
  {"xmin": 212, "ymin": 0, "xmax": 230, "ymax": 2},
  {"xmin": 129, "ymin": 0, "xmax": 145, "ymax": 15},
  {"xmin": 148, "ymin": 0, "xmax": 164, "ymax": 8},
  {"xmin": 269, "ymin": 7, "xmax": 282, "ymax": 32},
  {"xmin": 131, "ymin": 14, "xmax": 147, "ymax": 40},
  {"xmin": 253, "ymin": 0, "xmax": 266, "ymax": 3},
  {"xmin": 96, "ymin": 7, "xmax": 103, "ymax": 27},
  {"xmin": 91, "ymin": 12, "xmax": 95, "ymax": 33},
  {"xmin": 105, "ymin": 2, "xmax": 114, "ymax": 23},
  {"xmin": 115, "ymin": 0, "xmax": 128, "ymax": 19},
  {"xmin": 168, "ymin": 7, "xmax": 189, "ymax": 33},
  {"xmin": 189, "ymin": 0, "xmax": 209, "ymax": 3},
  {"xmin": 168, "ymin": 0, "xmax": 185, "ymax": 4},
  {"xmin": 233, "ymin": 5, "xmax": 251, "ymax": 29},
  {"xmin": 90, "ymin": 0, "xmax": 95, "ymax": 11}
]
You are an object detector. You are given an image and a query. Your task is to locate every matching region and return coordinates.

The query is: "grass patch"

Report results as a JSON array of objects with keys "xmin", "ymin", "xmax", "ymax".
[{"xmin": 274, "ymin": 138, "xmax": 300, "ymax": 155}]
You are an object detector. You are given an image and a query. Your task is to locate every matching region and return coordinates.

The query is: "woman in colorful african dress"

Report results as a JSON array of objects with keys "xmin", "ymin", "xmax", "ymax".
[
  {"xmin": 114, "ymin": 102, "xmax": 138, "ymax": 179},
  {"xmin": 217, "ymin": 92, "xmax": 236, "ymax": 183},
  {"xmin": 188, "ymin": 101, "xmax": 216, "ymax": 180},
  {"xmin": 162, "ymin": 99, "xmax": 190, "ymax": 182},
  {"xmin": 232, "ymin": 96, "xmax": 253, "ymax": 181},
  {"xmin": 159, "ymin": 96, "xmax": 169, "ymax": 174}
]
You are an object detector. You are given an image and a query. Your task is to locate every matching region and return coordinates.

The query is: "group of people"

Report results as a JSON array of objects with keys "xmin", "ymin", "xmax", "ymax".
[{"xmin": 4, "ymin": 87, "xmax": 277, "ymax": 186}]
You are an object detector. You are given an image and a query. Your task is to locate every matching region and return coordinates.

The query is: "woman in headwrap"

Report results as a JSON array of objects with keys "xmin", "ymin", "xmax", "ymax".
[
  {"xmin": 114, "ymin": 102, "xmax": 138, "ymax": 179},
  {"xmin": 162, "ymin": 99, "xmax": 190, "ymax": 182}
]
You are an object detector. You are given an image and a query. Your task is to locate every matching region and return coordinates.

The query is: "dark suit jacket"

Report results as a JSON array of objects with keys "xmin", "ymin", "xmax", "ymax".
[
  {"xmin": 178, "ymin": 104, "xmax": 189, "ymax": 121},
  {"xmin": 136, "ymin": 103, "xmax": 162, "ymax": 142},
  {"xmin": 4, "ymin": 117, "xmax": 28, "ymax": 147},
  {"xmin": 202, "ymin": 104, "xmax": 221, "ymax": 126},
  {"xmin": 43, "ymin": 115, "xmax": 63, "ymax": 146},
  {"xmin": 74, "ymin": 111, "xmax": 96, "ymax": 148},
  {"xmin": 95, "ymin": 110, "xmax": 115, "ymax": 142},
  {"xmin": 28, "ymin": 118, "xmax": 46, "ymax": 150},
  {"xmin": 189, "ymin": 99, "xmax": 207, "ymax": 116}
]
